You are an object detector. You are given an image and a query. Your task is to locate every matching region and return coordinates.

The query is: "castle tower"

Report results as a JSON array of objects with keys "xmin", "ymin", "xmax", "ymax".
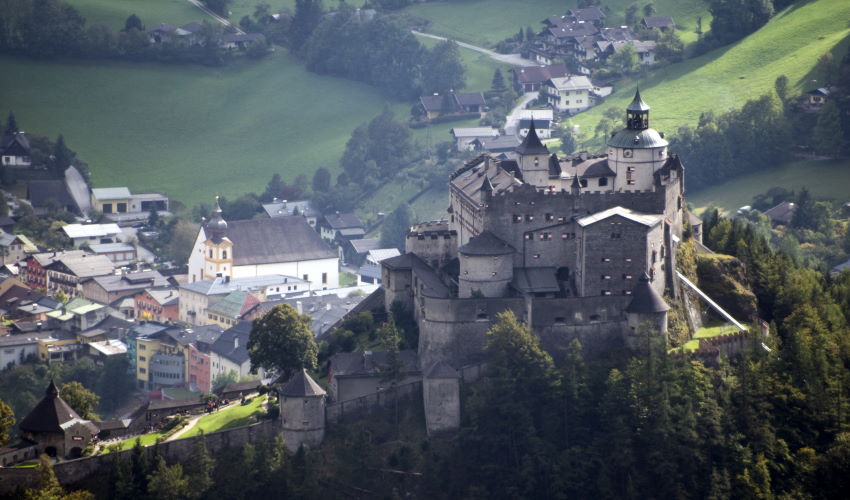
[
  {"xmin": 423, "ymin": 361, "xmax": 461, "ymax": 436},
  {"xmin": 515, "ymin": 119, "xmax": 551, "ymax": 188},
  {"xmin": 18, "ymin": 381, "xmax": 98, "ymax": 459},
  {"xmin": 457, "ymin": 231, "xmax": 514, "ymax": 298},
  {"xmin": 201, "ymin": 197, "xmax": 234, "ymax": 279},
  {"xmin": 280, "ymin": 369, "xmax": 326, "ymax": 452},
  {"xmin": 625, "ymin": 273, "xmax": 670, "ymax": 349},
  {"xmin": 607, "ymin": 89, "xmax": 669, "ymax": 192}
]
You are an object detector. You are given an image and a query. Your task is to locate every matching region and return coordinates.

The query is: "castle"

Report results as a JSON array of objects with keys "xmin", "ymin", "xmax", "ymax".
[{"xmin": 382, "ymin": 90, "xmax": 685, "ymax": 368}]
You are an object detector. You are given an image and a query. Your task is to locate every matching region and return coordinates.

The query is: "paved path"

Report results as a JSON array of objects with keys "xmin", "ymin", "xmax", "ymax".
[
  {"xmin": 504, "ymin": 92, "xmax": 539, "ymax": 136},
  {"xmin": 184, "ymin": 0, "xmax": 245, "ymax": 34},
  {"xmin": 412, "ymin": 30, "xmax": 536, "ymax": 66}
]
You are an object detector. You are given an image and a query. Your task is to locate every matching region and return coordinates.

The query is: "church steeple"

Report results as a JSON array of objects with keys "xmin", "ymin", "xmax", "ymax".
[
  {"xmin": 626, "ymin": 88, "xmax": 650, "ymax": 130},
  {"xmin": 207, "ymin": 196, "xmax": 228, "ymax": 241}
]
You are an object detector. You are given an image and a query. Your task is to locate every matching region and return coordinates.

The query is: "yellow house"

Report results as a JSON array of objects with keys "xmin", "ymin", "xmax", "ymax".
[
  {"xmin": 91, "ymin": 187, "xmax": 132, "ymax": 215},
  {"xmin": 38, "ymin": 331, "xmax": 80, "ymax": 364}
]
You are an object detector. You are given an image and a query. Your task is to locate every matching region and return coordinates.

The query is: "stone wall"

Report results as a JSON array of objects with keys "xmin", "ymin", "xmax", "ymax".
[
  {"xmin": 326, "ymin": 380, "xmax": 422, "ymax": 425},
  {"xmin": 0, "ymin": 420, "xmax": 278, "ymax": 495}
]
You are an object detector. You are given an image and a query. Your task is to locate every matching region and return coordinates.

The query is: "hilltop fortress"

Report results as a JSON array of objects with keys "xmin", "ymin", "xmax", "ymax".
[{"xmin": 382, "ymin": 90, "xmax": 687, "ymax": 368}]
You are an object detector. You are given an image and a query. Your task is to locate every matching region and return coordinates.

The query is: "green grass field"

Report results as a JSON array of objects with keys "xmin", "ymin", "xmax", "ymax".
[
  {"xmin": 66, "ymin": 0, "xmax": 202, "ymax": 29},
  {"xmin": 181, "ymin": 395, "xmax": 266, "ymax": 437},
  {"xmin": 572, "ymin": 0, "xmax": 850, "ymax": 146},
  {"xmin": 417, "ymin": 35, "xmax": 510, "ymax": 92},
  {"xmin": 688, "ymin": 159, "xmax": 850, "ymax": 215},
  {"xmin": 106, "ymin": 430, "xmax": 168, "ymax": 453},
  {"xmin": 402, "ymin": 0, "xmax": 709, "ymax": 48},
  {"xmin": 1, "ymin": 51, "xmax": 414, "ymax": 207}
]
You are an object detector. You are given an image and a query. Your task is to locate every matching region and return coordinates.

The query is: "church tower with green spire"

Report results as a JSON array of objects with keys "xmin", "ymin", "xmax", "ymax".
[{"xmin": 607, "ymin": 89, "xmax": 670, "ymax": 191}]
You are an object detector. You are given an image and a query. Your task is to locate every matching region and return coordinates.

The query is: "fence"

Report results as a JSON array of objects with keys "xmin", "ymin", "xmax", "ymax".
[{"xmin": 326, "ymin": 380, "xmax": 423, "ymax": 424}]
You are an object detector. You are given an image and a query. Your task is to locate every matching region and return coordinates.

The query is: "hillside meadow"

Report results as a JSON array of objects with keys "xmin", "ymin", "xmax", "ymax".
[
  {"xmin": 571, "ymin": 0, "xmax": 850, "ymax": 147},
  {"xmin": 401, "ymin": 0, "xmax": 710, "ymax": 47},
  {"xmin": 688, "ymin": 159, "xmax": 850, "ymax": 215}
]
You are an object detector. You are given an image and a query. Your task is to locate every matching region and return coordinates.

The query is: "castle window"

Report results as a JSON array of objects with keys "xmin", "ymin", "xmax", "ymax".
[
  {"xmin": 601, "ymin": 275, "xmax": 611, "ymax": 280},
  {"xmin": 545, "ymin": 213, "xmax": 554, "ymax": 221},
  {"xmin": 525, "ymin": 215, "xmax": 534, "ymax": 222},
  {"xmin": 598, "ymin": 177, "xmax": 608, "ymax": 187},
  {"xmin": 554, "ymin": 317, "xmax": 565, "ymax": 323},
  {"xmin": 601, "ymin": 257, "xmax": 610, "ymax": 262},
  {"xmin": 491, "ymin": 272, "xmax": 498, "ymax": 277},
  {"xmin": 222, "ymin": 250, "xmax": 227, "ymax": 259},
  {"xmin": 580, "ymin": 179, "xmax": 588, "ymax": 188},
  {"xmin": 661, "ymin": 245, "xmax": 666, "ymax": 258},
  {"xmin": 524, "ymin": 233, "xmax": 532, "ymax": 240},
  {"xmin": 652, "ymin": 250, "xmax": 657, "ymax": 263},
  {"xmin": 601, "ymin": 290, "xmax": 611, "ymax": 296},
  {"xmin": 540, "ymin": 232, "xmax": 552, "ymax": 241},
  {"xmin": 558, "ymin": 216, "xmax": 566, "ymax": 223},
  {"xmin": 611, "ymin": 233, "xmax": 621, "ymax": 239},
  {"xmin": 625, "ymin": 257, "xmax": 632, "ymax": 263},
  {"xmin": 623, "ymin": 274, "xmax": 633, "ymax": 280},
  {"xmin": 477, "ymin": 313, "xmax": 488, "ymax": 320},
  {"xmin": 209, "ymin": 249, "xmax": 213, "ymax": 258},
  {"xmin": 444, "ymin": 234, "xmax": 451, "ymax": 239},
  {"xmin": 627, "ymin": 180, "xmax": 636, "ymax": 185},
  {"xmin": 418, "ymin": 235, "xmax": 424, "ymax": 240},
  {"xmin": 533, "ymin": 254, "xmax": 541, "ymax": 259},
  {"xmin": 534, "ymin": 158, "xmax": 539, "ymax": 167},
  {"xmin": 590, "ymin": 314, "xmax": 600, "ymax": 321},
  {"xmin": 513, "ymin": 215, "xmax": 522, "ymax": 223}
]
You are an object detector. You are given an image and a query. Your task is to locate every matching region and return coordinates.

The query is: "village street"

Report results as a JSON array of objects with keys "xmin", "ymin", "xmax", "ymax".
[{"xmin": 412, "ymin": 30, "xmax": 536, "ymax": 66}]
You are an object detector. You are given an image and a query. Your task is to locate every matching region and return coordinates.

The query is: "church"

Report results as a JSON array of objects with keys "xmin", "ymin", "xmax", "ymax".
[
  {"xmin": 187, "ymin": 200, "xmax": 339, "ymax": 288},
  {"xmin": 382, "ymin": 90, "xmax": 685, "ymax": 368}
]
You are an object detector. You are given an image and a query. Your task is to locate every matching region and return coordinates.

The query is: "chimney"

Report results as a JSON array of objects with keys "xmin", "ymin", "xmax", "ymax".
[{"xmin": 296, "ymin": 301, "xmax": 302, "ymax": 314}]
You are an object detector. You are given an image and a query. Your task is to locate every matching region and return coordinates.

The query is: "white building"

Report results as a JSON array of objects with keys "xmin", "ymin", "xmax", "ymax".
[
  {"xmin": 188, "ymin": 199, "xmax": 339, "ymax": 288},
  {"xmin": 450, "ymin": 127, "xmax": 500, "ymax": 151},
  {"xmin": 61, "ymin": 223, "xmax": 123, "ymax": 248},
  {"xmin": 544, "ymin": 75, "xmax": 594, "ymax": 114}
]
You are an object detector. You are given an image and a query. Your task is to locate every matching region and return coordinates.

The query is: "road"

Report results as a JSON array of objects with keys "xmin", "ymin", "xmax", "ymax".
[
  {"xmin": 184, "ymin": 0, "xmax": 245, "ymax": 34},
  {"xmin": 504, "ymin": 92, "xmax": 539, "ymax": 137},
  {"xmin": 412, "ymin": 30, "xmax": 536, "ymax": 67}
]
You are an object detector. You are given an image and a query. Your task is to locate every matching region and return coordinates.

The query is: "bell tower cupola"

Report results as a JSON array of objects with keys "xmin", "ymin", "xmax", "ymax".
[{"xmin": 626, "ymin": 88, "xmax": 651, "ymax": 130}]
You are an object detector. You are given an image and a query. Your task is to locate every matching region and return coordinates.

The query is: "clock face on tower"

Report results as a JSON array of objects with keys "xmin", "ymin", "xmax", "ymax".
[{"xmin": 623, "ymin": 149, "xmax": 633, "ymax": 158}]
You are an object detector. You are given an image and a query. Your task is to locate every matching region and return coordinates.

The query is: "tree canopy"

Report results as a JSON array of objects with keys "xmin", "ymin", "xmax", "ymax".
[{"xmin": 248, "ymin": 304, "xmax": 318, "ymax": 379}]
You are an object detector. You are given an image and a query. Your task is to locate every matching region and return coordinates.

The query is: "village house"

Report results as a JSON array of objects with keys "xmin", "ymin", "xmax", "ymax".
[
  {"xmin": 61, "ymin": 223, "xmax": 123, "ymax": 248},
  {"xmin": 806, "ymin": 87, "xmax": 831, "ymax": 109},
  {"xmin": 262, "ymin": 199, "xmax": 320, "ymax": 227},
  {"xmin": 90, "ymin": 187, "xmax": 169, "ymax": 223},
  {"xmin": 418, "ymin": 92, "xmax": 488, "ymax": 119},
  {"xmin": 469, "ymin": 135, "xmax": 521, "ymax": 158},
  {"xmin": 544, "ymin": 75, "xmax": 594, "ymax": 113},
  {"xmin": 319, "ymin": 212, "xmax": 365, "ymax": 243},
  {"xmin": 134, "ymin": 286, "xmax": 180, "ymax": 323},
  {"xmin": 210, "ymin": 321, "xmax": 256, "ymax": 382},
  {"xmin": 517, "ymin": 108, "xmax": 555, "ymax": 139},
  {"xmin": 450, "ymin": 127, "xmax": 500, "ymax": 151},
  {"xmin": 221, "ymin": 33, "xmax": 266, "ymax": 50},
  {"xmin": 641, "ymin": 16, "xmax": 675, "ymax": 32},
  {"xmin": 0, "ymin": 131, "xmax": 31, "ymax": 167},
  {"xmin": 88, "ymin": 242, "xmax": 137, "ymax": 265},
  {"xmin": 358, "ymin": 248, "xmax": 401, "ymax": 285},
  {"xmin": 0, "ymin": 231, "xmax": 36, "ymax": 267},
  {"xmin": 80, "ymin": 269, "xmax": 168, "ymax": 305},
  {"xmin": 204, "ymin": 289, "xmax": 260, "ymax": 329},
  {"xmin": 36, "ymin": 252, "xmax": 115, "ymax": 298},
  {"xmin": 0, "ymin": 332, "xmax": 54, "ymax": 369},
  {"xmin": 763, "ymin": 201, "xmax": 796, "ymax": 226},
  {"xmin": 510, "ymin": 64, "xmax": 569, "ymax": 93},
  {"xmin": 26, "ymin": 180, "xmax": 80, "ymax": 215},
  {"xmin": 179, "ymin": 274, "xmax": 309, "ymax": 325},
  {"xmin": 135, "ymin": 323, "xmax": 224, "ymax": 391},
  {"xmin": 342, "ymin": 237, "xmax": 381, "ymax": 267},
  {"xmin": 46, "ymin": 297, "xmax": 109, "ymax": 332},
  {"xmin": 188, "ymin": 199, "xmax": 339, "ymax": 287},
  {"xmin": 245, "ymin": 293, "xmax": 372, "ymax": 339}
]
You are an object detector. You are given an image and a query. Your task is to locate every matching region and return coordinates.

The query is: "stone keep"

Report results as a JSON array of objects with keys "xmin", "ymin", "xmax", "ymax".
[
  {"xmin": 625, "ymin": 273, "xmax": 670, "ymax": 349},
  {"xmin": 280, "ymin": 369, "xmax": 326, "ymax": 452},
  {"xmin": 423, "ymin": 361, "xmax": 461, "ymax": 436}
]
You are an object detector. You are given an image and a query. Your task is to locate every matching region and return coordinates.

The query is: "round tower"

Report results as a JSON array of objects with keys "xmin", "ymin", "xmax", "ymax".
[
  {"xmin": 458, "ymin": 231, "xmax": 514, "ymax": 298},
  {"xmin": 625, "ymin": 273, "xmax": 670, "ymax": 349},
  {"xmin": 280, "ymin": 369, "xmax": 326, "ymax": 452},
  {"xmin": 607, "ymin": 89, "xmax": 669, "ymax": 192}
]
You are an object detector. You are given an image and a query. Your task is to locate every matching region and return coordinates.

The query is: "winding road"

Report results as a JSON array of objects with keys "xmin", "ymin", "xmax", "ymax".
[
  {"xmin": 184, "ymin": 0, "xmax": 245, "ymax": 34},
  {"xmin": 412, "ymin": 30, "xmax": 536, "ymax": 67}
]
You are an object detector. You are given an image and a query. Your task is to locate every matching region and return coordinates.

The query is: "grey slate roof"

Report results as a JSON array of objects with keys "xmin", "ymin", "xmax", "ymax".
[
  {"xmin": 607, "ymin": 128, "xmax": 668, "ymax": 149},
  {"xmin": 512, "ymin": 64, "xmax": 568, "ymax": 84},
  {"xmin": 512, "ymin": 267, "xmax": 560, "ymax": 294},
  {"xmin": 89, "ymin": 271, "xmax": 167, "ymax": 294},
  {"xmin": 454, "ymin": 92, "xmax": 486, "ymax": 106},
  {"xmin": 220, "ymin": 216, "xmax": 336, "ymax": 265},
  {"xmin": 166, "ymin": 324, "xmax": 223, "ymax": 346},
  {"xmin": 626, "ymin": 89, "xmax": 651, "ymax": 112},
  {"xmin": 642, "ymin": 16, "xmax": 674, "ymax": 28},
  {"xmin": 580, "ymin": 158, "xmax": 616, "ymax": 178},
  {"xmin": 19, "ymin": 382, "xmax": 84, "ymax": 434},
  {"xmin": 626, "ymin": 273, "xmax": 670, "ymax": 313},
  {"xmin": 459, "ymin": 231, "xmax": 515, "ymax": 257},
  {"xmin": 212, "ymin": 321, "xmax": 252, "ymax": 365},
  {"xmin": 349, "ymin": 238, "xmax": 381, "ymax": 254},
  {"xmin": 27, "ymin": 180, "xmax": 76, "ymax": 211},
  {"xmin": 764, "ymin": 201, "xmax": 796, "ymax": 225},
  {"xmin": 323, "ymin": 212, "xmax": 363, "ymax": 230},
  {"xmin": 280, "ymin": 369, "xmax": 326, "ymax": 397}
]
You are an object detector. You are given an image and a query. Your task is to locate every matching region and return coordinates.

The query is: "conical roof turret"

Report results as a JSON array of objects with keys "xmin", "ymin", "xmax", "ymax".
[
  {"xmin": 626, "ymin": 273, "xmax": 670, "ymax": 313},
  {"xmin": 626, "ymin": 88, "xmax": 650, "ymax": 112},
  {"xmin": 207, "ymin": 196, "xmax": 228, "ymax": 236}
]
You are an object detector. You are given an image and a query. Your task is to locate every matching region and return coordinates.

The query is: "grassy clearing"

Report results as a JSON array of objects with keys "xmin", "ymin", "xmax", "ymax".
[
  {"xmin": 416, "ymin": 35, "xmax": 510, "ymax": 92},
  {"xmin": 0, "ymin": 51, "xmax": 400, "ymax": 207},
  {"xmin": 181, "ymin": 395, "xmax": 266, "ymax": 437},
  {"xmin": 572, "ymin": 0, "xmax": 850, "ymax": 146},
  {"xmin": 402, "ymin": 0, "xmax": 709, "ymax": 48},
  {"xmin": 66, "ymin": 0, "xmax": 202, "ymax": 29},
  {"xmin": 339, "ymin": 271, "xmax": 358, "ymax": 286},
  {"xmin": 688, "ymin": 159, "xmax": 850, "ymax": 215},
  {"xmin": 106, "ymin": 431, "xmax": 168, "ymax": 453}
]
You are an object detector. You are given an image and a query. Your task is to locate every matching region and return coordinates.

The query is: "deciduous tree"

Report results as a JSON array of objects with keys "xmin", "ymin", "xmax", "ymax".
[
  {"xmin": 248, "ymin": 304, "xmax": 317, "ymax": 379},
  {"xmin": 60, "ymin": 381, "xmax": 99, "ymax": 420}
]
